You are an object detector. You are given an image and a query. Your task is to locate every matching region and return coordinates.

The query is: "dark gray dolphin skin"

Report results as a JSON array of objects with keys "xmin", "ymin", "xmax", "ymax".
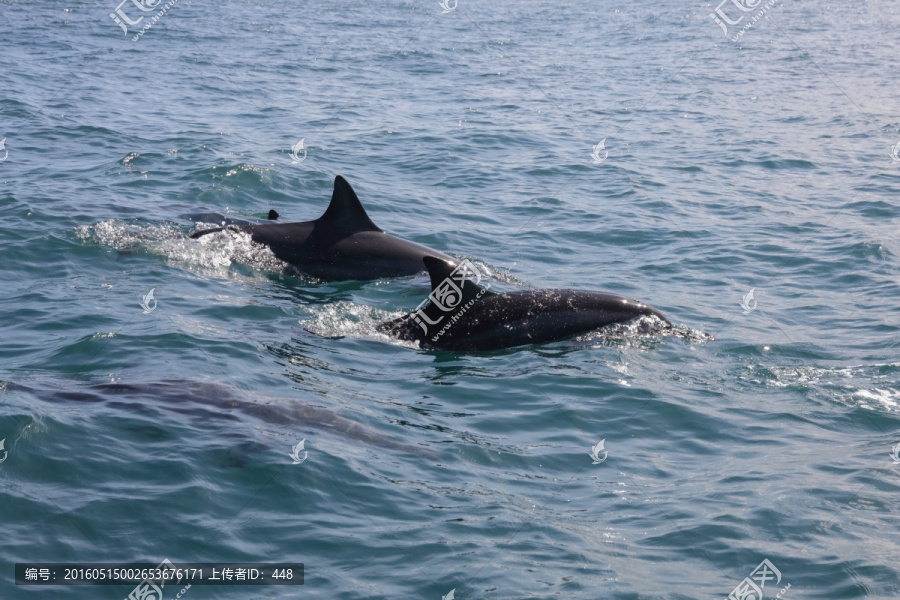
[
  {"xmin": 377, "ymin": 257, "xmax": 671, "ymax": 351},
  {"xmin": 190, "ymin": 175, "xmax": 455, "ymax": 281}
]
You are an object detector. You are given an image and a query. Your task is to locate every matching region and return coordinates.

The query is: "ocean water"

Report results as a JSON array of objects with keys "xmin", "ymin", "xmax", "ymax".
[{"xmin": 1, "ymin": 0, "xmax": 899, "ymax": 598}]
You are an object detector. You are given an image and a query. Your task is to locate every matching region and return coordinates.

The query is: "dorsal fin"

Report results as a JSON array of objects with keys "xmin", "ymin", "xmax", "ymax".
[
  {"xmin": 423, "ymin": 256, "xmax": 494, "ymax": 303},
  {"xmin": 316, "ymin": 175, "xmax": 382, "ymax": 232},
  {"xmin": 405, "ymin": 256, "xmax": 494, "ymax": 341},
  {"xmin": 424, "ymin": 256, "xmax": 459, "ymax": 290}
]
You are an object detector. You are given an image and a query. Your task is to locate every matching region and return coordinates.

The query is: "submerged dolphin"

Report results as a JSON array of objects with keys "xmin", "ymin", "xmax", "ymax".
[
  {"xmin": 377, "ymin": 257, "xmax": 671, "ymax": 351},
  {"xmin": 4, "ymin": 379, "xmax": 436, "ymax": 459},
  {"xmin": 190, "ymin": 175, "xmax": 455, "ymax": 281}
]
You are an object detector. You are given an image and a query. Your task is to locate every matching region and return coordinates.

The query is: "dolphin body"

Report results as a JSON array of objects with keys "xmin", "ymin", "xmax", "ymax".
[
  {"xmin": 190, "ymin": 175, "xmax": 455, "ymax": 281},
  {"xmin": 4, "ymin": 380, "xmax": 436, "ymax": 459},
  {"xmin": 377, "ymin": 257, "xmax": 672, "ymax": 351}
]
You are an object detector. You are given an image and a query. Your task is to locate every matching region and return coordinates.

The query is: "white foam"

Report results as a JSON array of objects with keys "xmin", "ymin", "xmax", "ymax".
[
  {"xmin": 76, "ymin": 220, "xmax": 290, "ymax": 276},
  {"xmin": 300, "ymin": 302, "xmax": 419, "ymax": 349},
  {"xmin": 853, "ymin": 388, "xmax": 899, "ymax": 410}
]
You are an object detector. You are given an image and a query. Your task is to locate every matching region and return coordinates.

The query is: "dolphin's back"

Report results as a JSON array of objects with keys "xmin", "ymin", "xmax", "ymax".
[
  {"xmin": 433, "ymin": 290, "xmax": 669, "ymax": 350},
  {"xmin": 393, "ymin": 290, "xmax": 665, "ymax": 351},
  {"xmin": 378, "ymin": 257, "xmax": 671, "ymax": 351},
  {"xmin": 189, "ymin": 176, "xmax": 454, "ymax": 280}
]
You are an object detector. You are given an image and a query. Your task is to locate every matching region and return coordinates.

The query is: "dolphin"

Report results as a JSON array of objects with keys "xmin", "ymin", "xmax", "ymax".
[
  {"xmin": 182, "ymin": 210, "xmax": 278, "ymax": 228},
  {"xmin": 377, "ymin": 257, "xmax": 672, "ymax": 351},
  {"xmin": 190, "ymin": 175, "xmax": 455, "ymax": 281},
  {"xmin": 3, "ymin": 379, "xmax": 437, "ymax": 459}
]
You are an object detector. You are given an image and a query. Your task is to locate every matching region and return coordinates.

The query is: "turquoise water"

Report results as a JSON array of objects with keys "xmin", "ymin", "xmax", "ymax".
[{"xmin": 2, "ymin": 0, "xmax": 899, "ymax": 598}]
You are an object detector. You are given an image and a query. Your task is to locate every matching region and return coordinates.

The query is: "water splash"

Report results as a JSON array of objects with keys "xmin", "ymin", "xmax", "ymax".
[
  {"xmin": 76, "ymin": 219, "xmax": 290, "ymax": 276},
  {"xmin": 300, "ymin": 302, "xmax": 419, "ymax": 348},
  {"xmin": 579, "ymin": 315, "xmax": 713, "ymax": 346},
  {"xmin": 740, "ymin": 362, "xmax": 900, "ymax": 412}
]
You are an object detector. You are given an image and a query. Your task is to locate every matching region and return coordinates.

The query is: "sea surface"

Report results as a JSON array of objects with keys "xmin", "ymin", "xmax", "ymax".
[{"xmin": 1, "ymin": 1, "xmax": 899, "ymax": 598}]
